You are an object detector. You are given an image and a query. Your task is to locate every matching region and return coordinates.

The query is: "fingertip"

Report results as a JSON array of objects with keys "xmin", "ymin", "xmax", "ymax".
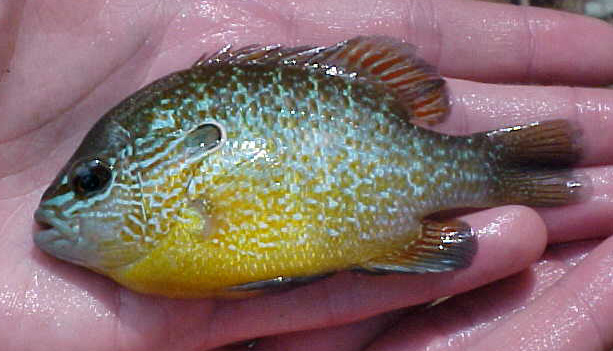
[
  {"xmin": 461, "ymin": 205, "xmax": 547, "ymax": 278},
  {"xmin": 472, "ymin": 237, "xmax": 613, "ymax": 351},
  {"xmin": 539, "ymin": 166, "xmax": 613, "ymax": 243}
]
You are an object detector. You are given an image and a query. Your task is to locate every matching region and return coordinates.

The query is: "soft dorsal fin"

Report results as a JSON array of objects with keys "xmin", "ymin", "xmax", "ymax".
[
  {"xmin": 194, "ymin": 36, "xmax": 449, "ymax": 124},
  {"xmin": 309, "ymin": 36, "xmax": 449, "ymax": 124}
]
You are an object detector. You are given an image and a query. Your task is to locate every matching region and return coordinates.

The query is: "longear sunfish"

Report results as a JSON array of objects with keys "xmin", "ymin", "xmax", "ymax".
[{"xmin": 33, "ymin": 36, "xmax": 588, "ymax": 298}]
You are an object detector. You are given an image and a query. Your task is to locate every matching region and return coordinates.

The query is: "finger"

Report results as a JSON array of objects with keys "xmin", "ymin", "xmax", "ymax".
[
  {"xmin": 469, "ymin": 236, "xmax": 613, "ymax": 351},
  {"xmin": 363, "ymin": 240, "xmax": 600, "ymax": 351},
  {"xmin": 0, "ymin": 1, "xmax": 22, "ymax": 78},
  {"xmin": 203, "ymin": 206, "xmax": 547, "ymax": 349},
  {"xmin": 164, "ymin": 0, "xmax": 613, "ymax": 87},
  {"xmin": 538, "ymin": 165, "xmax": 613, "ymax": 243},
  {"xmin": 441, "ymin": 79, "xmax": 613, "ymax": 167},
  {"xmin": 425, "ymin": 1, "xmax": 613, "ymax": 85},
  {"xmin": 252, "ymin": 312, "xmax": 401, "ymax": 351}
]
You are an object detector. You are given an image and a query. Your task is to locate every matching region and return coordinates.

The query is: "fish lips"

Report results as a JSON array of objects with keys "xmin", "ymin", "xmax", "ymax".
[{"xmin": 33, "ymin": 208, "xmax": 87, "ymax": 266}]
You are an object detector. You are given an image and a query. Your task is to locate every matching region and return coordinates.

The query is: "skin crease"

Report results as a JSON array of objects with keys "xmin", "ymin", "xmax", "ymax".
[{"xmin": 1, "ymin": 0, "xmax": 613, "ymax": 350}]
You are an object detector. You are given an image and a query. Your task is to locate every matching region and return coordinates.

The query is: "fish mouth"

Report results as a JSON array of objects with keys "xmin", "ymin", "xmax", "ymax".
[
  {"xmin": 33, "ymin": 208, "xmax": 84, "ymax": 265},
  {"xmin": 34, "ymin": 208, "xmax": 76, "ymax": 238}
]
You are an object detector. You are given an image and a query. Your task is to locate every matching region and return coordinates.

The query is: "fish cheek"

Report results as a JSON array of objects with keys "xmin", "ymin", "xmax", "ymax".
[{"xmin": 106, "ymin": 204, "xmax": 221, "ymax": 298}]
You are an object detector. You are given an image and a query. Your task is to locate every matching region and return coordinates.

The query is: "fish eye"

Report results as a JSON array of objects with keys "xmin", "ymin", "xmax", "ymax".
[{"xmin": 70, "ymin": 159, "xmax": 112, "ymax": 197}]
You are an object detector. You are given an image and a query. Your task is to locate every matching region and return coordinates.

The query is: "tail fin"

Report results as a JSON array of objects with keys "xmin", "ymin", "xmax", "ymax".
[
  {"xmin": 485, "ymin": 119, "xmax": 582, "ymax": 166},
  {"xmin": 482, "ymin": 119, "xmax": 591, "ymax": 207},
  {"xmin": 497, "ymin": 169, "xmax": 589, "ymax": 206}
]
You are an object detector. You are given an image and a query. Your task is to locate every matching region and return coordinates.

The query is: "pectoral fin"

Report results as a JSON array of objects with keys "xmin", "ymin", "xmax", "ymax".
[{"xmin": 358, "ymin": 219, "xmax": 477, "ymax": 274}]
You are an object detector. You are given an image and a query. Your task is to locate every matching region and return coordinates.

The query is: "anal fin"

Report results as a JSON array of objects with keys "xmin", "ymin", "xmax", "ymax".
[
  {"xmin": 358, "ymin": 219, "xmax": 477, "ymax": 274},
  {"xmin": 226, "ymin": 274, "xmax": 332, "ymax": 293}
]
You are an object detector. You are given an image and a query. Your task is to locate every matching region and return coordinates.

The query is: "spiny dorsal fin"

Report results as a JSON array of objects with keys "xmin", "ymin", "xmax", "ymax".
[
  {"xmin": 309, "ymin": 36, "xmax": 449, "ymax": 125},
  {"xmin": 193, "ymin": 43, "xmax": 325, "ymax": 67}
]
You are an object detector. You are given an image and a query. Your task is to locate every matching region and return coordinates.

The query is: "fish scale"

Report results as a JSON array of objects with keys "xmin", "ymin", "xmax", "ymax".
[{"xmin": 33, "ymin": 36, "xmax": 588, "ymax": 298}]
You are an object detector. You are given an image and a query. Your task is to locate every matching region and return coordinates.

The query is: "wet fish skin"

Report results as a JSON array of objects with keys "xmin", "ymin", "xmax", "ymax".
[{"xmin": 33, "ymin": 36, "xmax": 587, "ymax": 298}]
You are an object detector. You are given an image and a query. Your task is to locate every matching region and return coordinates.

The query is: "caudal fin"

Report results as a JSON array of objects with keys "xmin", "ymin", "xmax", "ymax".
[
  {"xmin": 497, "ymin": 169, "xmax": 590, "ymax": 206},
  {"xmin": 486, "ymin": 119, "xmax": 582, "ymax": 166},
  {"xmin": 483, "ymin": 119, "xmax": 591, "ymax": 207}
]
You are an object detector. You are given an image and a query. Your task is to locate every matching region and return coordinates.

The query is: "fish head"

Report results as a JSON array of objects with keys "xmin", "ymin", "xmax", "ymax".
[
  {"xmin": 33, "ymin": 109, "xmax": 229, "ymax": 276},
  {"xmin": 34, "ymin": 160, "xmax": 143, "ymax": 272},
  {"xmin": 33, "ymin": 115, "xmax": 159, "ymax": 274}
]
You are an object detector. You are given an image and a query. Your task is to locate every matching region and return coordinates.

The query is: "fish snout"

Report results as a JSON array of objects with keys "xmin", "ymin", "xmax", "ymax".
[{"xmin": 33, "ymin": 208, "xmax": 85, "ymax": 265}]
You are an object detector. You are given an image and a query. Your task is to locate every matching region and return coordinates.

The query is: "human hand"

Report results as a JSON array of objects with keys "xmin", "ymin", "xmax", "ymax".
[{"xmin": 1, "ymin": 1, "xmax": 612, "ymax": 350}]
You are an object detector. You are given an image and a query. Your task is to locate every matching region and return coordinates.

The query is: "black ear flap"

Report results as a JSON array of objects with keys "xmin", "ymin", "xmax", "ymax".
[{"xmin": 182, "ymin": 121, "xmax": 226, "ymax": 160}]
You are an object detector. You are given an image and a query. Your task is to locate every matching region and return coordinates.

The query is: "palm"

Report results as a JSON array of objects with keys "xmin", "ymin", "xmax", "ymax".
[{"xmin": 1, "ymin": 1, "xmax": 613, "ymax": 350}]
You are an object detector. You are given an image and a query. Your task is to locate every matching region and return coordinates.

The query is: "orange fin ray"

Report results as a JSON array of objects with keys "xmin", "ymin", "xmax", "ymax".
[{"xmin": 309, "ymin": 36, "xmax": 449, "ymax": 125}]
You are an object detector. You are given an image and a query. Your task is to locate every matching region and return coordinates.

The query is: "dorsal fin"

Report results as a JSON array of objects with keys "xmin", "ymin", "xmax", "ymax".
[
  {"xmin": 194, "ymin": 36, "xmax": 449, "ymax": 124},
  {"xmin": 309, "ymin": 36, "xmax": 449, "ymax": 125},
  {"xmin": 193, "ymin": 43, "xmax": 325, "ymax": 67}
]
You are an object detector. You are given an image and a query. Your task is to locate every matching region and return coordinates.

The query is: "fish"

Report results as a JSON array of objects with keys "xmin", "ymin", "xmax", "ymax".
[{"xmin": 33, "ymin": 36, "xmax": 589, "ymax": 298}]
